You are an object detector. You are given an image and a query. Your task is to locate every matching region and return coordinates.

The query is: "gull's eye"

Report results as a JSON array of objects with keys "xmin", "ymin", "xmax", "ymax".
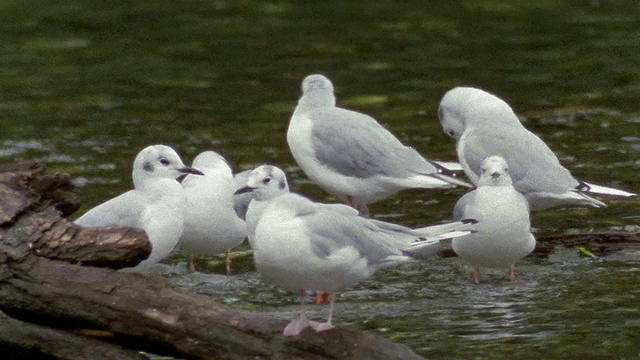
[
  {"xmin": 448, "ymin": 130, "xmax": 455, "ymax": 137},
  {"xmin": 159, "ymin": 157, "xmax": 171, "ymax": 166},
  {"xmin": 262, "ymin": 177, "xmax": 272, "ymax": 185}
]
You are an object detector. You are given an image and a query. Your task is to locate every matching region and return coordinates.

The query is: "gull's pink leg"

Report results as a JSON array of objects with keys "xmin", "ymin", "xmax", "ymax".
[
  {"xmin": 188, "ymin": 255, "xmax": 196, "ymax": 273},
  {"xmin": 345, "ymin": 196, "xmax": 369, "ymax": 217},
  {"xmin": 315, "ymin": 291, "xmax": 330, "ymax": 304},
  {"xmin": 309, "ymin": 293, "xmax": 336, "ymax": 333},
  {"xmin": 344, "ymin": 196, "xmax": 355, "ymax": 208},
  {"xmin": 224, "ymin": 250, "xmax": 231, "ymax": 275},
  {"xmin": 473, "ymin": 266, "xmax": 481, "ymax": 284},
  {"xmin": 508, "ymin": 264, "xmax": 517, "ymax": 282},
  {"xmin": 283, "ymin": 290, "xmax": 321, "ymax": 336}
]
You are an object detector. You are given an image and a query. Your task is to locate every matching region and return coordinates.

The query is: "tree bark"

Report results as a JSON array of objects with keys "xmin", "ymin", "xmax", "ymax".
[{"xmin": 0, "ymin": 161, "xmax": 425, "ymax": 360}]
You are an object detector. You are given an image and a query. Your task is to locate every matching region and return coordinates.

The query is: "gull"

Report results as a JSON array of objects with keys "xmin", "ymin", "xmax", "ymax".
[
  {"xmin": 452, "ymin": 156, "xmax": 536, "ymax": 284},
  {"xmin": 235, "ymin": 164, "xmax": 477, "ymax": 336},
  {"xmin": 237, "ymin": 165, "xmax": 290, "ymax": 249},
  {"xmin": 287, "ymin": 74, "xmax": 470, "ymax": 214},
  {"xmin": 178, "ymin": 151, "xmax": 247, "ymax": 273},
  {"xmin": 238, "ymin": 165, "xmax": 470, "ymax": 252},
  {"xmin": 239, "ymin": 164, "xmax": 331, "ymax": 304},
  {"xmin": 438, "ymin": 86, "xmax": 636, "ymax": 210},
  {"xmin": 74, "ymin": 144, "xmax": 203, "ymax": 271}
]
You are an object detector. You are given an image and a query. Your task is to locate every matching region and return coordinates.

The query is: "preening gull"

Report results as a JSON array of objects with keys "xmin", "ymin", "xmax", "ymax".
[{"xmin": 438, "ymin": 86, "xmax": 636, "ymax": 210}]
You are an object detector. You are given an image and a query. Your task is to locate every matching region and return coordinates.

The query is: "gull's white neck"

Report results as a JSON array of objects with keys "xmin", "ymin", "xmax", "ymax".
[{"xmin": 294, "ymin": 91, "xmax": 336, "ymax": 115}]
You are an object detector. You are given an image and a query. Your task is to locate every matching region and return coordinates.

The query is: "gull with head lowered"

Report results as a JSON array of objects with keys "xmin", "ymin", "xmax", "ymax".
[
  {"xmin": 438, "ymin": 86, "xmax": 636, "ymax": 210},
  {"xmin": 287, "ymin": 74, "xmax": 469, "ymax": 215},
  {"xmin": 235, "ymin": 164, "xmax": 477, "ymax": 336},
  {"xmin": 75, "ymin": 144, "xmax": 203, "ymax": 271}
]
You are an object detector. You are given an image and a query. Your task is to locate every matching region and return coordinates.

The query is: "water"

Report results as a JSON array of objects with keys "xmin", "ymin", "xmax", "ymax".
[{"xmin": 1, "ymin": 1, "xmax": 639, "ymax": 358}]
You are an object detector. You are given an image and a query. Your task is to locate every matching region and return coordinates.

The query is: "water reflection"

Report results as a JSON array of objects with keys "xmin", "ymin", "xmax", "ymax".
[{"xmin": 0, "ymin": 140, "xmax": 53, "ymax": 157}]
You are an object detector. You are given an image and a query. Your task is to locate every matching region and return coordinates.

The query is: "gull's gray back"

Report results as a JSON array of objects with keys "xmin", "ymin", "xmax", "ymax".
[
  {"xmin": 461, "ymin": 124, "xmax": 579, "ymax": 192},
  {"xmin": 74, "ymin": 190, "xmax": 146, "ymax": 227},
  {"xmin": 272, "ymin": 194, "xmax": 405, "ymax": 265},
  {"xmin": 308, "ymin": 107, "xmax": 438, "ymax": 179}
]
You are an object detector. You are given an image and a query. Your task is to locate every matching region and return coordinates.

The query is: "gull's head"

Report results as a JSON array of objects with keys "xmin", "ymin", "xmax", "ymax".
[
  {"xmin": 190, "ymin": 150, "xmax": 232, "ymax": 178},
  {"xmin": 132, "ymin": 145, "xmax": 203, "ymax": 188},
  {"xmin": 302, "ymin": 74, "xmax": 334, "ymax": 94},
  {"xmin": 296, "ymin": 74, "xmax": 336, "ymax": 111},
  {"xmin": 438, "ymin": 87, "xmax": 518, "ymax": 140},
  {"xmin": 234, "ymin": 165, "xmax": 289, "ymax": 201},
  {"xmin": 478, "ymin": 155, "xmax": 512, "ymax": 187}
]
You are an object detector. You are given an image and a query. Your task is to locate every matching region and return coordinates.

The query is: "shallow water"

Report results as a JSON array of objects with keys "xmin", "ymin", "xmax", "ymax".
[{"xmin": 1, "ymin": 1, "xmax": 639, "ymax": 358}]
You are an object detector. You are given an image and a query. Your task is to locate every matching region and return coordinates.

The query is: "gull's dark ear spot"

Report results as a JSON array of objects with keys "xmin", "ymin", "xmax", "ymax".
[
  {"xmin": 279, "ymin": 180, "xmax": 286, "ymax": 190},
  {"xmin": 144, "ymin": 161, "xmax": 154, "ymax": 172}
]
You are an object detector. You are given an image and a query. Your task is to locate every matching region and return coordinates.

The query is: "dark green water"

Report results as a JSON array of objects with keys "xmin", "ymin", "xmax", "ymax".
[{"xmin": 1, "ymin": 1, "xmax": 639, "ymax": 358}]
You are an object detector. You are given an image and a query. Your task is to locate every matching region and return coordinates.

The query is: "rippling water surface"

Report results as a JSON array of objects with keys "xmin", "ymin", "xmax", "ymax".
[{"xmin": 1, "ymin": 1, "xmax": 639, "ymax": 358}]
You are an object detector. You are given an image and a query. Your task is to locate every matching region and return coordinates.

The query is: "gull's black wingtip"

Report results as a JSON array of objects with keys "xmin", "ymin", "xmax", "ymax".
[
  {"xmin": 428, "ymin": 160, "xmax": 458, "ymax": 177},
  {"xmin": 462, "ymin": 218, "xmax": 478, "ymax": 225},
  {"xmin": 576, "ymin": 180, "xmax": 591, "ymax": 192}
]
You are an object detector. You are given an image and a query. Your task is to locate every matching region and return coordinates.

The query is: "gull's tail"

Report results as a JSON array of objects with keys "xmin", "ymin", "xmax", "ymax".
[
  {"xmin": 430, "ymin": 173, "xmax": 473, "ymax": 188},
  {"xmin": 412, "ymin": 218, "xmax": 478, "ymax": 238},
  {"xmin": 432, "ymin": 160, "xmax": 464, "ymax": 174},
  {"xmin": 372, "ymin": 218, "xmax": 477, "ymax": 257},
  {"xmin": 408, "ymin": 219, "xmax": 477, "ymax": 257},
  {"xmin": 578, "ymin": 181, "xmax": 636, "ymax": 198},
  {"xmin": 557, "ymin": 181, "xmax": 637, "ymax": 209},
  {"xmin": 426, "ymin": 160, "xmax": 472, "ymax": 188}
]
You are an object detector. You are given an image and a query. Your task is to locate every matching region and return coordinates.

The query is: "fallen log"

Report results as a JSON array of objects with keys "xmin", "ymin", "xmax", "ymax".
[
  {"xmin": 0, "ymin": 161, "xmax": 150, "ymax": 269},
  {"xmin": 438, "ymin": 229, "xmax": 640, "ymax": 257},
  {"xmin": 0, "ymin": 161, "xmax": 424, "ymax": 360},
  {"xmin": 534, "ymin": 231, "xmax": 640, "ymax": 256},
  {"xmin": 0, "ymin": 310, "xmax": 146, "ymax": 360}
]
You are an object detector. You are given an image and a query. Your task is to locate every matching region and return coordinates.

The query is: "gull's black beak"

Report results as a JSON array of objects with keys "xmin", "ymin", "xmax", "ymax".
[
  {"xmin": 491, "ymin": 172, "xmax": 501, "ymax": 179},
  {"xmin": 234, "ymin": 185, "xmax": 254, "ymax": 195},
  {"xmin": 178, "ymin": 166, "xmax": 205, "ymax": 176}
]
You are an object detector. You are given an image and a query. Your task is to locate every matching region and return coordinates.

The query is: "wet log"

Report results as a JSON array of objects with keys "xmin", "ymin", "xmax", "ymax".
[
  {"xmin": 439, "ymin": 229, "xmax": 640, "ymax": 257},
  {"xmin": 0, "ymin": 161, "xmax": 150, "ymax": 269},
  {"xmin": 0, "ymin": 310, "xmax": 146, "ymax": 360},
  {"xmin": 534, "ymin": 231, "xmax": 640, "ymax": 256},
  {"xmin": 0, "ymin": 161, "xmax": 424, "ymax": 360}
]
